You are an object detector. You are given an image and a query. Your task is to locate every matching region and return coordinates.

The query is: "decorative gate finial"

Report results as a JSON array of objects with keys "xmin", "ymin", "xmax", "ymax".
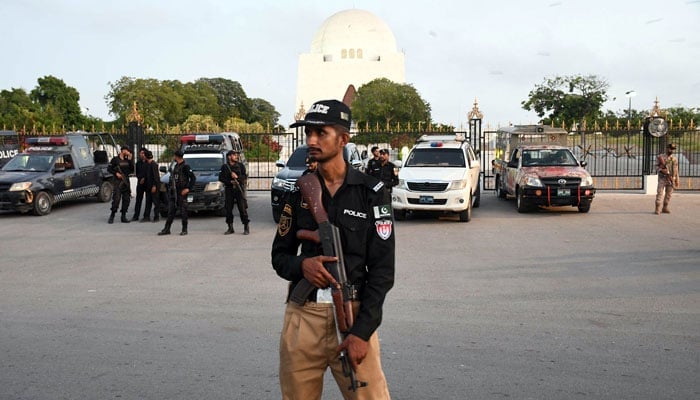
[
  {"xmin": 649, "ymin": 97, "xmax": 666, "ymax": 118},
  {"xmin": 467, "ymin": 98, "xmax": 483, "ymax": 120},
  {"xmin": 294, "ymin": 102, "xmax": 306, "ymax": 121},
  {"xmin": 126, "ymin": 101, "xmax": 143, "ymax": 124}
]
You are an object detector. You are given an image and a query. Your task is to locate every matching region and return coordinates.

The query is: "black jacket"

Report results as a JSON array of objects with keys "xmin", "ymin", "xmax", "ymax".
[
  {"xmin": 218, "ymin": 161, "xmax": 247, "ymax": 188},
  {"xmin": 144, "ymin": 161, "xmax": 160, "ymax": 189},
  {"xmin": 378, "ymin": 161, "xmax": 398, "ymax": 189},
  {"xmin": 271, "ymin": 166, "xmax": 395, "ymax": 341},
  {"xmin": 170, "ymin": 161, "xmax": 196, "ymax": 194},
  {"xmin": 107, "ymin": 156, "xmax": 134, "ymax": 183},
  {"xmin": 365, "ymin": 158, "xmax": 381, "ymax": 178}
]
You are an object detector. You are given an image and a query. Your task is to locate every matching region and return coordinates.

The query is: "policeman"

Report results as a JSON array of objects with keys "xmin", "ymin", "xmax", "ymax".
[
  {"xmin": 655, "ymin": 143, "xmax": 680, "ymax": 214},
  {"xmin": 107, "ymin": 145, "xmax": 134, "ymax": 224},
  {"xmin": 131, "ymin": 147, "xmax": 148, "ymax": 221},
  {"xmin": 141, "ymin": 150, "xmax": 160, "ymax": 223},
  {"xmin": 218, "ymin": 150, "xmax": 250, "ymax": 235},
  {"xmin": 158, "ymin": 150, "xmax": 196, "ymax": 236},
  {"xmin": 272, "ymin": 99, "xmax": 395, "ymax": 399},
  {"xmin": 377, "ymin": 149, "xmax": 398, "ymax": 192}
]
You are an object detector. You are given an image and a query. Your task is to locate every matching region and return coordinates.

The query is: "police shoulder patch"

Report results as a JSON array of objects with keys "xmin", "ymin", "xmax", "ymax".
[
  {"xmin": 372, "ymin": 181, "xmax": 384, "ymax": 192},
  {"xmin": 373, "ymin": 204, "xmax": 392, "ymax": 219}
]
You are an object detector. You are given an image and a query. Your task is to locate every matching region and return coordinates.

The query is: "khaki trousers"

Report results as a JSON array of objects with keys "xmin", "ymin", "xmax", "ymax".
[
  {"xmin": 656, "ymin": 175, "xmax": 674, "ymax": 212},
  {"xmin": 279, "ymin": 302, "xmax": 391, "ymax": 400}
]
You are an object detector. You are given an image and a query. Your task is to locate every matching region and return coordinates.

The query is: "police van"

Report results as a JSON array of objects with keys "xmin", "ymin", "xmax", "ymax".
[
  {"xmin": 159, "ymin": 133, "xmax": 246, "ymax": 216},
  {"xmin": 0, "ymin": 133, "xmax": 114, "ymax": 215}
]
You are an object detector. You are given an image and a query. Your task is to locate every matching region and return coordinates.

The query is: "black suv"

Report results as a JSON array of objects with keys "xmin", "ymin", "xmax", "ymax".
[{"xmin": 270, "ymin": 143, "xmax": 363, "ymax": 222}]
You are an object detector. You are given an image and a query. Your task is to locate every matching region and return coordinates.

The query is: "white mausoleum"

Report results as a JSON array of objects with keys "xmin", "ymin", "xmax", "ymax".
[{"xmin": 294, "ymin": 9, "xmax": 406, "ymax": 120}]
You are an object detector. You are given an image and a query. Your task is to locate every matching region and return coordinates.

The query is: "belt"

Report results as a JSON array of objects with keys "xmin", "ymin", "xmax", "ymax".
[{"xmin": 304, "ymin": 284, "xmax": 362, "ymax": 303}]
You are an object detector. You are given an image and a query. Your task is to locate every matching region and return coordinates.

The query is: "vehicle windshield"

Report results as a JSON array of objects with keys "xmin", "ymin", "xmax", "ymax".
[
  {"xmin": 1, "ymin": 153, "xmax": 55, "ymax": 172},
  {"xmin": 404, "ymin": 148, "xmax": 465, "ymax": 167},
  {"xmin": 286, "ymin": 147, "xmax": 309, "ymax": 169},
  {"xmin": 185, "ymin": 156, "xmax": 224, "ymax": 171},
  {"xmin": 522, "ymin": 149, "xmax": 578, "ymax": 167}
]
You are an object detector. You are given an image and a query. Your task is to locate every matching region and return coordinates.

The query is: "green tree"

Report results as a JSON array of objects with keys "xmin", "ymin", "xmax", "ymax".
[
  {"xmin": 181, "ymin": 114, "xmax": 219, "ymax": 132},
  {"xmin": 249, "ymin": 98, "xmax": 280, "ymax": 128},
  {"xmin": 197, "ymin": 78, "xmax": 252, "ymax": 125},
  {"xmin": 106, "ymin": 77, "xmax": 185, "ymax": 127},
  {"xmin": 522, "ymin": 74, "xmax": 609, "ymax": 128},
  {"xmin": 30, "ymin": 75, "xmax": 84, "ymax": 128},
  {"xmin": 0, "ymin": 88, "xmax": 38, "ymax": 129},
  {"xmin": 352, "ymin": 78, "xmax": 431, "ymax": 128}
]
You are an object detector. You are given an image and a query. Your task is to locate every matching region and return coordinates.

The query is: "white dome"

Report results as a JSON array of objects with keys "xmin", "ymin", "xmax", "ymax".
[{"xmin": 310, "ymin": 9, "xmax": 399, "ymax": 59}]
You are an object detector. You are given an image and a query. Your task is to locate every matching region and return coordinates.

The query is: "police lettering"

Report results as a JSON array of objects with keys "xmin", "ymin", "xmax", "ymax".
[
  {"xmin": 343, "ymin": 209, "xmax": 367, "ymax": 219},
  {"xmin": 0, "ymin": 149, "xmax": 19, "ymax": 159},
  {"xmin": 308, "ymin": 104, "xmax": 330, "ymax": 114}
]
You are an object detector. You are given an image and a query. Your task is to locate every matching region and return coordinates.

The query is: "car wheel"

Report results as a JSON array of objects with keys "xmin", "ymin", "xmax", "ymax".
[
  {"xmin": 394, "ymin": 209, "xmax": 406, "ymax": 221},
  {"xmin": 97, "ymin": 181, "xmax": 113, "ymax": 203},
  {"xmin": 473, "ymin": 181, "xmax": 481, "ymax": 208},
  {"xmin": 459, "ymin": 194, "xmax": 472, "ymax": 222},
  {"xmin": 33, "ymin": 191, "xmax": 53, "ymax": 216},
  {"xmin": 496, "ymin": 176, "xmax": 507, "ymax": 199},
  {"xmin": 516, "ymin": 188, "xmax": 529, "ymax": 213},
  {"xmin": 578, "ymin": 203, "xmax": 591, "ymax": 213}
]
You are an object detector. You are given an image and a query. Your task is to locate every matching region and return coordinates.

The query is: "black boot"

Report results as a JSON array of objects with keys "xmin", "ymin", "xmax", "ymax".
[
  {"xmin": 225, "ymin": 223, "xmax": 234, "ymax": 235},
  {"xmin": 158, "ymin": 223, "xmax": 171, "ymax": 235},
  {"xmin": 140, "ymin": 216, "xmax": 151, "ymax": 223},
  {"xmin": 131, "ymin": 215, "xmax": 139, "ymax": 221},
  {"xmin": 180, "ymin": 221, "xmax": 188, "ymax": 236},
  {"xmin": 108, "ymin": 212, "xmax": 115, "ymax": 224},
  {"xmin": 243, "ymin": 223, "xmax": 250, "ymax": 235},
  {"xmin": 121, "ymin": 212, "xmax": 130, "ymax": 223}
]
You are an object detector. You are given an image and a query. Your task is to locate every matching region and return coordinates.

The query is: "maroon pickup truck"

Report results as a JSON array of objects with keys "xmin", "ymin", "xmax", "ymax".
[{"xmin": 491, "ymin": 126, "xmax": 596, "ymax": 213}]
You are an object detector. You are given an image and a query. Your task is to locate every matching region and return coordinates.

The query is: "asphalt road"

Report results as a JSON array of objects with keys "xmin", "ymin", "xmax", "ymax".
[{"xmin": 1, "ymin": 191, "xmax": 698, "ymax": 400}]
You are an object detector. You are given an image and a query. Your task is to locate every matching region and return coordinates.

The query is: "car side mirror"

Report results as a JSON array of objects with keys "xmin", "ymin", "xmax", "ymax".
[
  {"xmin": 275, "ymin": 160, "xmax": 286, "ymax": 168},
  {"xmin": 507, "ymin": 160, "xmax": 518, "ymax": 168},
  {"xmin": 580, "ymin": 161, "xmax": 588, "ymax": 168},
  {"xmin": 159, "ymin": 166, "xmax": 167, "ymax": 173},
  {"xmin": 351, "ymin": 160, "xmax": 363, "ymax": 169}
]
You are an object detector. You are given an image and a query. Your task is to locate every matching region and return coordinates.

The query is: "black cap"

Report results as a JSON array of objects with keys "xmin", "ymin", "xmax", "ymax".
[
  {"xmin": 290, "ymin": 100, "xmax": 351, "ymax": 130},
  {"xmin": 173, "ymin": 150, "xmax": 184, "ymax": 158},
  {"xmin": 145, "ymin": 150, "xmax": 154, "ymax": 160}
]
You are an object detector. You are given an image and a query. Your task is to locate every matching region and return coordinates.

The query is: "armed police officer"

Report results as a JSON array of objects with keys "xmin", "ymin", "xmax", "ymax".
[
  {"xmin": 272, "ymin": 100, "xmax": 395, "ymax": 399},
  {"xmin": 158, "ymin": 150, "xmax": 196, "ymax": 236},
  {"xmin": 218, "ymin": 150, "xmax": 250, "ymax": 235},
  {"xmin": 107, "ymin": 145, "xmax": 134, "ymax": 224}
]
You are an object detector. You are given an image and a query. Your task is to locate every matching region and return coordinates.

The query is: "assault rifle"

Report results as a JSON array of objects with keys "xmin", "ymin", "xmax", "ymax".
[
  {"xmin": 290, "ymin": 173, "xmax": 367, "ymax": 392},
  {"xmin": 225, "ymin": 162, "xmax": 248, "ymax": 209},
  {"xmin": 115, "ymin": 162, "xmax": 131, "ymax": 194}
]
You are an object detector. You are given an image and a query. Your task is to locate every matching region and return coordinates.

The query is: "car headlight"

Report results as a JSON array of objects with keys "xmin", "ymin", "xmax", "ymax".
[
  {"xmin": 9, "ymin": 182, "xmax": 32, "ymax": 191},
  {"xmin": 271, "ymin": 177, "xmax": 288, "ymax": 190},
  {"xmin": 580, "ymin": 175, "xmax": 594, "ymax": 187},
  {"xmin": 204, "ymin": 181, "xmax": 222, "ymax": 192},
  {"xmin": 450, "ymin": 180, "xmax": 467, "ymax": 190},
  {"xmin": 524, "ymin": 176, "xmax": 544, "ymax": 187},
  {"xmin": 397, "ymin": 179, "xmax": 407, "ymax": 190}
]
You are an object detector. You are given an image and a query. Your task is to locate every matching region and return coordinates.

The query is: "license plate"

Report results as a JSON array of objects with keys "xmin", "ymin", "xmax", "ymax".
[
  {"xmin": 187, "ymin": 194, "xmax": 194, "ymax": 203},
  {"xmin": 557, "ymin": 188, "xmax": 570, "ymax": 197},
  {"xmin": 419, "ymin": 195, "xmax": 434, "ymax": 204}
]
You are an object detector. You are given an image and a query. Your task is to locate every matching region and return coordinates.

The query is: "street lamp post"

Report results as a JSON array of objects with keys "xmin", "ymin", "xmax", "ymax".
[{"xmin": 625, "ymin": 90, "xmax": 636, "ymax": 124}]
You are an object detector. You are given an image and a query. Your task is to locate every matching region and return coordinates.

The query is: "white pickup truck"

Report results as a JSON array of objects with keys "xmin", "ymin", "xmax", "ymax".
[{"xmin": 391, "ymin": 134, "xmax": 481, "ymax": 222}]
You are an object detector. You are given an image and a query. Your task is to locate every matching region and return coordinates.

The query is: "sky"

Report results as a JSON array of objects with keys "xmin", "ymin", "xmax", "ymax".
[{"xmin": 3, "ymin": 0, "xmax": 699, "ymax": 130}]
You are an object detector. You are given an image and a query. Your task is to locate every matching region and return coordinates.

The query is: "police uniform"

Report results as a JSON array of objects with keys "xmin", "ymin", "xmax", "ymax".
[
  {"xmin": 107, "ymin": 153, "xmax": 134, "ymax": 223},
  {"xmin": 272, "ymin": 166, "xmax": 395, "ymax": 400},
  {"xmin": 378, "ymin": 161, "xmax": 398, "ymax": 192},
  {"xmin": 160, "ymin": 159, "xmax": 196, "ymax": 235},
  {"xmin": 131, "ymin": 152, "xmax": 148, "ymax": 221},
  {"xmin": 142, "ymin": 153, "xmax": 160, "ymax": 222},
  {"xmin": 218, "ymin": 154, "xmax": 250, "ymax": 234},
  {"xmin": 365, "ymin": 157, "xmax": 382, "ymax": 178},
  {"xmin": 655, "ymin": 144, "xmax": 680, "ymax": 214}
]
